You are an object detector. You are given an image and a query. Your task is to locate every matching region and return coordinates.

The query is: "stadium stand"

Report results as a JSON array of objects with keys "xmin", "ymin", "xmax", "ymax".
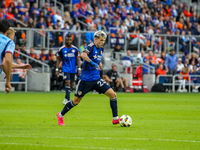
[{"xmin": 1, "ymin": 0, "xmax": 200, "ymax": 92}]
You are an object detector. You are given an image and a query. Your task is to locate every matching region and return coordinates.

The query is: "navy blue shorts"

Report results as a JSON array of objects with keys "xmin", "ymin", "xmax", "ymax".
[
  {"xmin": 63, "ymin": 72, "xmax": 75, "ymax": 82},
  {"xmin": 75, "ymin": 78, "xmax": 111, "ymax": 98}
]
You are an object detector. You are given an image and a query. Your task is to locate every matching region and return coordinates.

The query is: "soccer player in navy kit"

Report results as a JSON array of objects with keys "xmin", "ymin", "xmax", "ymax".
[
  {"xmin": 56, "ymin": 33, "xmax": 81, "ymax": 105},
  {"xmin": 57, "ymin": 31, "xmax": 120, "ymax": 126}
]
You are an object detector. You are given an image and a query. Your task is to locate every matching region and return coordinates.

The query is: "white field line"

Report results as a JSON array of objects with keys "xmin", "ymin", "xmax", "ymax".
[
  {"xmin": 0, "ymin": 135, "xmax": 199, "ymax": 143},
  {"xmin": 0, "ymin": 142, "xmax": 145, "ymax": 150}
]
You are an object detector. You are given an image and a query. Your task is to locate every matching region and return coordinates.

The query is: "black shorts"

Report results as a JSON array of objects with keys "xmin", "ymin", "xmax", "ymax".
[
  {"xmin": 63, "ymin": 72, "xmax": 75, "ymax": 82},
  {"xmin": 75, "ymin": 78, "xmax": 111, "ymax": 98}
]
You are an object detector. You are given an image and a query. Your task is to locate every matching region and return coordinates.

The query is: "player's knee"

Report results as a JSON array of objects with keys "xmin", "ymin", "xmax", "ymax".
[
  {"xmin": 65, "ymin": 81, "xmax": 70, "ymax": 86},
  {"xmin": 111, "ymin": 92, "xmax": 117, "ymax": 99},
  {"xmin": 73, "ymin": 98, "xmax": 81, "ymax": 105}
]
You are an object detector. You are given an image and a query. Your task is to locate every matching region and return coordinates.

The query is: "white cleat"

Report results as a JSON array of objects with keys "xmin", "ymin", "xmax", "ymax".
[
  {"xmin": 63, "ymin": 98, "xmax": 69, "ymax": 105},
  {"xmin": 192, "ymin": 89, "xmax": 198, "ymax": 93},
  {"xmin": 177, "ymin": 89, "xmax": 183, "ymax": 92},
  {"xmin": 182, "ymin": 89, "xmax": 188, "ymax": 92}
]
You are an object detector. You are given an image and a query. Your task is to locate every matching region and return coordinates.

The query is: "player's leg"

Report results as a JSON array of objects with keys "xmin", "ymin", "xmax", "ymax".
[
  {"xmin": 95, "ymin": 78, "xmax": 119, "ymax": 124},
  {"xmin": 104, "ymin": 88, "xmax": 119, "ymax": 124},
  {"xmin": 122, "ymin": 77, "xmax": 128, "ymax": 88},
  {"xmin": 57, "ymin": 96, "xmax": 82, "ymax": 126},
  {"xmin": 70, "ymin": 73, "xmax": 75, "ymax": 91},
  {"xmin": 63, "ymin": 73, "xmax": 71, "ymax": 105},
  {"xmin": 57, "ymin": 79, "xmax": 93, "ymax": 126}
]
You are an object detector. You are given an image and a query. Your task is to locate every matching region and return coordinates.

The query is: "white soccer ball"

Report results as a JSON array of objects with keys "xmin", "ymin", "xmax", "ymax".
[{"xmin": 119, "ymin": 115, "xmax": 132, "ymax": 127}]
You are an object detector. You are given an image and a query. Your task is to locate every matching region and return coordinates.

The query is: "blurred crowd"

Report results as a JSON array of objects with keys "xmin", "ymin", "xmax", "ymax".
[{"xmin": 0, "ymin": 0, "xmax": 200, "ymax": 52}]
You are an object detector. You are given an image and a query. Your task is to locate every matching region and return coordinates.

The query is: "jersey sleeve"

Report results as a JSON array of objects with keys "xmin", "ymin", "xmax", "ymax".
[
  {"xmin": 83, "ymin": 43, "xmax": 94, "ymax": 54},
  {"xmin": 5, "ymin": 41, "xmax": 15, "ymax": 55},
  {"xmin": 55, "ymin": 48, "xmax": 63, "ymax": 59}
]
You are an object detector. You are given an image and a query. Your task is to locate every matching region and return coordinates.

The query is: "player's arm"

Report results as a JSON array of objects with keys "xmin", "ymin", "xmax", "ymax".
[
  {"xmin": 76, "ymin": 55, "xmax": 81, "ymax": 76},
  {"xmin": 81, "ymin": 52, "xmax": 99, "ymax": 69},
  {"xmin": 11, "ymin": 63, "xmax": 32, "ymax": 69},
  {"xmin": 3, "ymin": 53, "xmax": 12, "ymax": 93}
]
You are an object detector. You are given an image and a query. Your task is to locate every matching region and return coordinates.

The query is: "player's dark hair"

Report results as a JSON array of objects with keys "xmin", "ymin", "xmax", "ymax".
[
  {"xmin": 0, "ymin": 19, "xmax": 10, "ymax": 33},
  {"xmin": 65, "ymin": 33, "xmax": 72, "ymax": 38}
]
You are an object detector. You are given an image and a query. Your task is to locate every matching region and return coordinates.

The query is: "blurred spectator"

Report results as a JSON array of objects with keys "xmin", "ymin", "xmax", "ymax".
[
  {"xmin": 28, "ymin": 47, "xmax": 36, "ymax": 65},
  {"xmin": 15, "ymin": 23, "xmax": 26, "ymax": 46},
  {"xmin": 177, "ymin": 58, "xmax": 184, "ymax": 73},
  {"xmin": 12, "ymin": 58, "xmax": 27, "ymax": 91},
  {"xmin": 189, "ymin": 52, "xmax": 198, "ymax": 64},
  {"xmin": 20, "ymin": 45, "xmax": 28, "ymax": 61},
  {"xmin": 14, "ymin": 45, "xmax": 21, "ymax": 59},
  {"xmin": 197, "ymin": 58, "xmax": 200, "ymax": 71},
  {"xmin": 85, "ymin": 26, "xmax": 95, "ymax": 44},
  {"xmin": 31, "ymin": 53, "xmax": 42, "ymax": 68},
  {"xmin": 31, "ymin": 2, "xmax": 40, "ymax": 16},
  {"xmin": 177, "ymin": 67, "xmax": 189, "ymax": 92},
  {"xmin": 125, "ymin": 13, "xmax": 134, "ymax": 29},
  {"xmin": 191, "ymin": 66, "xmax": 200, "ymax": 92},
  {"xmin": 16, "ymin": 1, "xmax": 29, "ymax": 16},
  {"xmin": 79, "ymin": 40, "xmax": 87, "ymax": 53},
  {"xmin": 122, "ymin": 50, "xmax": 133, "ymax": 67},
  {"xmin": 48, "ymin": 49, "xmax": 54, "ymax": 61},
  {"xmin": 47, "ymin": 3, "xmax": 55, "ymax": 15},
  {"xmin": 48, "ymin": 55, "xmax": 58, "ymax": 90},
  {"xmin": 40, "ymin": 49, "xmax": 49, "ymax": 61},
  {"xmin": 181, "ymin": 51, "xmax": 190, "ymax": 64},
  {"xmin": 54, "ymin": 25, "xmax": 63, "ymax": 47},
  {"xmin": 156, "ymin": 63, "xmax": 167, "ymax": 77},
  {"xmin": 144, "ymin": 50, "xmax": 156, "ymax": 64},
  {"xmin": 189, "ymin": 60, "xmax": 196, "ymax": 73},
  {"xmin": 55, "ymin": 10, "xmax": 64, "ymax": 28},
  {"xmin": 112, "ymin": 44, "xmax": 121, "ymax": 59},
  {"xmin": 165, "ymin": 49, "xmax": 177, "ymax": 88},
  {"xmin": 48, "ymin": 26, "xmax": 55, "ymax": 47},
  {"xmin": 103, "ymin": 64, "xmax": 128, "ymax": 92}
]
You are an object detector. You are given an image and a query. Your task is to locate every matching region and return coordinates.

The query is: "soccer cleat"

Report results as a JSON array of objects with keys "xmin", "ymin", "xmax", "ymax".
[
  {"xmin": 57, "ymin": 112, "xmax": 65, "ymax": 126},
  {"xmin": 112, "ymin": 118, "xmax": 120, "ymax": 125},
  {"xmin": 63, "ymin": 98, "xmax": 69, "ymax": 105}
]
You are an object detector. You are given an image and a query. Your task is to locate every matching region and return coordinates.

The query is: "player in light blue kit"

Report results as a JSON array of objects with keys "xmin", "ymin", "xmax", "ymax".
[
  {"xmin": 57, "ymin": 31, "xmax": 120, "ymax": 126},
  {"xmin": 0, "ymin": 19, "xmax": 15, "ymax": 93},
  {"xmin": 56, "ymin": 33, "xmax": 81, "ymax": 105}
]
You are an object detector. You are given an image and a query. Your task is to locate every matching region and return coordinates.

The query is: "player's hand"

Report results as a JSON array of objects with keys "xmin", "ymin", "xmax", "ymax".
[
  {"xmin": 56, "ymin": 71, "xmax": 59, "ymax": 77},
  {"xmin": 99, "ymin": 62, "xmax": 102, "ymax": 69},
  {"xmin": 21, "ymin": 64, "xmax": 32, "ymax": 69},
  {"xmin": 90, "ymin": 61, "xmax": 99, "ymax": 70},
  {"xmin": 5, "ymin": 82, "xmax": 12, "ymax": 94}
]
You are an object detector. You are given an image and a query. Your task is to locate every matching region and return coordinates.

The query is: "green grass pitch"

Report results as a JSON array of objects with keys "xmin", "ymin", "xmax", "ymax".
[{"xmin": 0, "ymin": 92, "xmax": 200, "ymax": 150}]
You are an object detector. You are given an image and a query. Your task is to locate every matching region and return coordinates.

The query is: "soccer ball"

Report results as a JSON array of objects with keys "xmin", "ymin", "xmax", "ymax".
[{"xmin": 119, "ymin": 115, "xmax": 132, "ymax": 127}]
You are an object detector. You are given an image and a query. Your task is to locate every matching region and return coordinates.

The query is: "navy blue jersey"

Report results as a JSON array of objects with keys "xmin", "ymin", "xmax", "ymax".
[
  {"xmin": 56, "ymin": 45, "xmax": 79, "ymax": 73},
  {"xmin": 79, "ymin": 43, "xmax": 104, "ymax": 81}
]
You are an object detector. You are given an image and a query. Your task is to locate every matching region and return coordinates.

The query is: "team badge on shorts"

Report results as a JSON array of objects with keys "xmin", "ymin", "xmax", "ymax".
[
  {"xmin": 64, "ymin": 76, "xmax": 67, "ymax": 79},
  {"xmin": 78, "ymin": 91, "xmax": 82, "ymax": 95}
]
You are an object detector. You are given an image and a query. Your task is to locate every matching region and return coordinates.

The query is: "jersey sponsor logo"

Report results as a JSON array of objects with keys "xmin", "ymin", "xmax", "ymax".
[{"xmin": 64, "ymin": 53, "xmax": 75, "ymax": 57}]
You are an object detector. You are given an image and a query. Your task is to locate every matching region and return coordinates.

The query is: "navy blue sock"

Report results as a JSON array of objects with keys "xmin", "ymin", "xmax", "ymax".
[
  {"xmin": 61, "ymin": 100, "xmax": 75, "ymax": 116},
  {"xmin": 110, "ymin": 97, "xmax": 118, "ymax": 117},
  {"xmin": 65, "ymin": 86, "xmax": 70, "ymax": 100}
]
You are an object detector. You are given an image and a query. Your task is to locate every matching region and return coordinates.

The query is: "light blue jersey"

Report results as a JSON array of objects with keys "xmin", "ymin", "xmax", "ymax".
[
  {"xmin": 0, "ymin": 33, "xmax": 15, "ymax": 66},
  {"xmin": 0, "ymin": 33, "xmax": 15, "ymax": 75}
]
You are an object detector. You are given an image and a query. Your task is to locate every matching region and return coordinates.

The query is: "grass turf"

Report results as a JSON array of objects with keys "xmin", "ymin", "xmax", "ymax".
[{"xmin": 0, "ymin": 92, "xmax": 200, "ymax": 150}]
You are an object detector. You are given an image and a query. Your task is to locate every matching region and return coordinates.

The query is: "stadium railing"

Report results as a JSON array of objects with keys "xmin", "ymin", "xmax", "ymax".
[
  {"xmin": 12, "ymin": 27, "xmax": 200, "ymax": 55},
  {"xmin": 0, "ymin": 72, "xmax": 28, "ymax": 92},
  {"xmin": 156, "ymin": 74, "xmax": 200, "ymax": 93},
  {"xmin": 109, "ymin": 27, "xmax": 200, "ymax": 55},
  {"xmin": 14, "ymin": 50, "xmax": 50, "ymax": 73}
]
